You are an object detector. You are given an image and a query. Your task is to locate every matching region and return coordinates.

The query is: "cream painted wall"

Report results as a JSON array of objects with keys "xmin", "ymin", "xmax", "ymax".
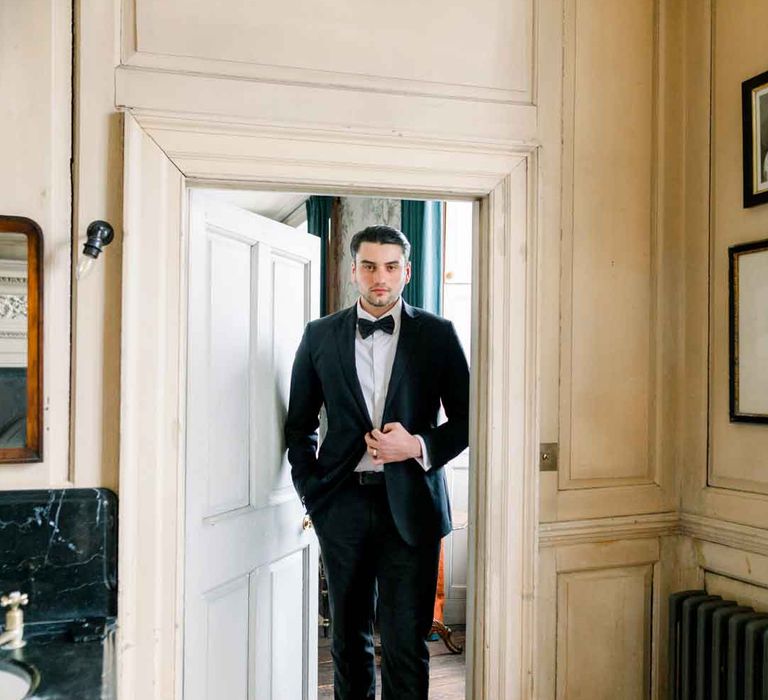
[
  {"xmin": 0, "ymin": 0, "xmax": 123, "ymax": 492},
  {"xmin": 0, "ymin": 2, "xmax": 73, "ymax": 488},
  {"xmin": 70, "ymin": 0, "xmax": 124, "ymax": 491}
]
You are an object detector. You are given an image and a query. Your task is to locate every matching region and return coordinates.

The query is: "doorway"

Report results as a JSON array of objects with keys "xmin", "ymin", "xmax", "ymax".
[
  {"xmin": 184, "ymin": 188, "xmax": 475, "ymax": 699},
  {"xmin": 118, "ymin": 113, "xmax": 537, "ymax": 700}
]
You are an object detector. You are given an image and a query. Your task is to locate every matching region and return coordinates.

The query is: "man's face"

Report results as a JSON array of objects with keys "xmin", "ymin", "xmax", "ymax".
[{"xmin": 351, "ymin": 242, "xmax": 411, "ymax": 312}]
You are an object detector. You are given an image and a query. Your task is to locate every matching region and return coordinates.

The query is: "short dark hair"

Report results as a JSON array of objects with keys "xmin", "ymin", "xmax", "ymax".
[{"xmin": 349, "ymin": 225, "xmax": 411, "ymax": 261}]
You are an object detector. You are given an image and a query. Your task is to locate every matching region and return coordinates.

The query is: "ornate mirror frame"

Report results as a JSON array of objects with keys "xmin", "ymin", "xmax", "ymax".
[{"xmin": 0, "ymin": 216, "xmax": 43, "ymax": 463}]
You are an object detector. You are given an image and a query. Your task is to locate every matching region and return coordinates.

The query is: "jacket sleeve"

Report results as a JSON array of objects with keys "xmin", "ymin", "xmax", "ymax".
[
  {"xmin": 420, "ymin": 321, "xmax": 470, "ymax": 470},
  {"xmin": 284, "ymin": 324, "xmax": 324, "ymax": 503}
]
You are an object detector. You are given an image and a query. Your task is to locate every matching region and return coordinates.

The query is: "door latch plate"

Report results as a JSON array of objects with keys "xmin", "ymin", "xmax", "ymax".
[{"xmin": 539, "ymin": 443, "xmax": 559, "ymax": 472}]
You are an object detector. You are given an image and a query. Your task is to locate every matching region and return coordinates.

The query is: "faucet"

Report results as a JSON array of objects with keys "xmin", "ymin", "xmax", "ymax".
[{"xmin": 0, "ymin": 591, "xmax": 28, "ymax": 650}]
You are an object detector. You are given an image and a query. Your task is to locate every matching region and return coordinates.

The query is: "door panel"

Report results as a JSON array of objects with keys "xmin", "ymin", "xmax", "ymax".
[
  {"xmin": 204, "ymin": 576, "xmax": 250, "ymax": 699},
  {"xmin": 206, "ymin": 233, "xmax": 252, "ymax": 516},
  {"xmin": 251, "ymin": 547, "xmax": 316, "ymax": 700},
  {"xmin": 185, "ymin": 191, "xmax": 320, "ymax": 700},
  {"xmin": 265, "ymin": 249, "xmax": 310, "ymax": 501}
]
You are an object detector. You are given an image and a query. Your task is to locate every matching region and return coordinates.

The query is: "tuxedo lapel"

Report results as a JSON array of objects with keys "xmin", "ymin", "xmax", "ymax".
[
  {"xmin": 335, "ymin": 306, "xmax": 372, "ymax": 426},
  {"xmin": 382, "ymin": 302, "xmax": 419, "ymax": 422}
]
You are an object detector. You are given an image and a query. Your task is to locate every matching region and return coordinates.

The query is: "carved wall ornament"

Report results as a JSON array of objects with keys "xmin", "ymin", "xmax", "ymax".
[
  {"xmin": 0, "ymin": 295, "xmax": 28, "ymax": 320},
  {"xmin": 0, "ymin": 331, "xmax": 27, "ymax": 340}
]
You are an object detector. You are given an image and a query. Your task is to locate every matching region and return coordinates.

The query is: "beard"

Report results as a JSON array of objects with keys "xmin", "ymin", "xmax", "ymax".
[{"xmin": 364, "ymin": 289, "xmax": 396, "ymax": 307}]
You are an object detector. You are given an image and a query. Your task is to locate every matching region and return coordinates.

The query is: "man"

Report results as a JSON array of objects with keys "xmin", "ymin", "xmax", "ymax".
[{"xmin": 284, "ymin": 225, "xmax": 469, "ymax": 700}]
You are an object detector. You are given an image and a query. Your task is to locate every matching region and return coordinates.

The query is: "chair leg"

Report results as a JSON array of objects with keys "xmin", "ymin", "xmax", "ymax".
[{"xmin": 429, "ymin": 619, "xmax": 463, "ymax": 654}]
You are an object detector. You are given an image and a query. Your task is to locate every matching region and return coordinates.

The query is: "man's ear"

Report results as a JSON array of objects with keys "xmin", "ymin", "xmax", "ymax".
[
  {"xmin": 404, "ymin": 261, "xmax": 412, "ymax": 284},
  {"xmin": 351, "ymin": 262, "xmax": 357, "ymax": 282}
]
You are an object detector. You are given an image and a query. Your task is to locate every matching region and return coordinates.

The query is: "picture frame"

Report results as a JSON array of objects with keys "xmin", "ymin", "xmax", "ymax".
[
  {"xmin": 0, "ymin": 216, "xmax": 43, "ymax": 462},
  {"xmin": 742, "ymin": 69, "xmax": 768, "ymax": 208},
  {"xmin": 729, "ymin": 238, "xmax": 768, "ymax": 423}
]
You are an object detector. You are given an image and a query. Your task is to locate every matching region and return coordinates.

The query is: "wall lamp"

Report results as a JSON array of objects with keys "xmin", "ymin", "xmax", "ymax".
[{"xmin": 76, "ymin": 220, "xmax": 115, "ymax": 280}]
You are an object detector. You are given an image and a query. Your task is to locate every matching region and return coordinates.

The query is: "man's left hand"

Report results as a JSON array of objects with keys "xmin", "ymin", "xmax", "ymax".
[{"xmin": 365, "ymin": 422, "xmax": 422, "ymax": 465}]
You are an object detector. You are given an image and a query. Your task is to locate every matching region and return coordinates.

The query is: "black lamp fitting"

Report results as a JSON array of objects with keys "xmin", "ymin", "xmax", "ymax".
[{"xmin": 83, "ymin": 220, "xmax": 115, "ymax": 259}]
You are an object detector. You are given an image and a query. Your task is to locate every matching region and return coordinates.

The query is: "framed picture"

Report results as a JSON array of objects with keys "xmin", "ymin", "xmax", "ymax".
[
  {"xmin": 729, "ymin": 238, "xmax": 768, "ymax": 423},
  {"xmin": 742, "ymin": 69, "xmax": 768, "ymax": 207}
]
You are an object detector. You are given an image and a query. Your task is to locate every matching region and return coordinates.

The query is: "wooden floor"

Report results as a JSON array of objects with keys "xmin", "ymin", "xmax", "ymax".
[{"xmin": 318, "ymin": 627, "xmax": 466, "ymax": 700}]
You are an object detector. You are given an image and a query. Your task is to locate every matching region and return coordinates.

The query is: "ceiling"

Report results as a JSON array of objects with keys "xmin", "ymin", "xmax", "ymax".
[{"xmin": 203, "ymin": 189, "xmax": 310, "ymax": 223}]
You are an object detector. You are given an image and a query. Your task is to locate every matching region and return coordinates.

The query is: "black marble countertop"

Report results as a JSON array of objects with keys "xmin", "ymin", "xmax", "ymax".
[
  {"xmin": 0, "ymin": 628, "xmax": 116, "ymax": 700},
  {"xmin": 0, "ymin": 490, "xmax": 118, "ymax": 698},
  {"xmin": 0, "ymin": 489, "xmax": 117, "ymax": 627}
]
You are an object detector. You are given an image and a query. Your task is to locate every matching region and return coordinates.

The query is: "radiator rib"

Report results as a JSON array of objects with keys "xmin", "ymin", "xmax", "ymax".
[
  {"xmin": 726, "ymin": 611, "xmax": 766, "ymax": 699},
  {"xmin": 743, "ymin": 618, "xmax": 768, "ymax": 699},
  {"xmin": 762, "ymin": 628, "xmax": 768, "ymax": 700},
  {"xmin": 711, "ymin": 605, "xmax": 752, "ymax": 700},
  {"xmin": 669, "ymin": 590, "xmax": 706, "ymax": 700},
  {"xmin": 681, "ymin": 595, "xmax": 721, "ymax": 699},
  {"xmin": 695, "ymin": 599, "xmax": 736, "ymax": 700}
]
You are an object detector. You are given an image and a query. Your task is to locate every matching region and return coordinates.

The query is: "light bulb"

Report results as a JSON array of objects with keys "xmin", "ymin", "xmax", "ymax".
[{"xmin": 76, "ymin": 255, "xmax": 95, "ymax": 280}]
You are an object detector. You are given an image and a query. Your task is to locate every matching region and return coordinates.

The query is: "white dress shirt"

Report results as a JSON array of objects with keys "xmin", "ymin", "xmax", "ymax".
[{"xmin": 354, "ymin": 298, "xmax": 430, "ymax": 473}]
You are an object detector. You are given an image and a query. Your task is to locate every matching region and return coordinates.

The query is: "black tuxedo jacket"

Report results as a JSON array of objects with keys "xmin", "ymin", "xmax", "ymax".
[{"xmin": 284, "ymin": 301, "xmax": 470, "ymax": 546}]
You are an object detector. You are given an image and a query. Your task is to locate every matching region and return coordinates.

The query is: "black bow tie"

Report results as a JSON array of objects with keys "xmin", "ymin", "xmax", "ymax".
[{"xmin": 357, "ymin": 315, "xmax": 395, "ymax": 339}]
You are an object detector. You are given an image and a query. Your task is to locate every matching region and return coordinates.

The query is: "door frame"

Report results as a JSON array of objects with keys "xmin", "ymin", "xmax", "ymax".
[{"xmin": 118, "ymin": 112, "xmax": 540, "ymax": 700}]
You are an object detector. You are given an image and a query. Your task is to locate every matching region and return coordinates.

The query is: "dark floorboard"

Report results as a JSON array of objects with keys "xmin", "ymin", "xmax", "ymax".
[{"xmin": 318, "ymin": 627, "xmax": 466, "ymax": 700}]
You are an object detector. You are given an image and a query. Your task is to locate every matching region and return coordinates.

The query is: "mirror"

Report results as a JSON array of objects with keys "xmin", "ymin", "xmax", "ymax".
[{"xmin": 0, "ymin": 217, "xmax": 42, "ymax": 462}]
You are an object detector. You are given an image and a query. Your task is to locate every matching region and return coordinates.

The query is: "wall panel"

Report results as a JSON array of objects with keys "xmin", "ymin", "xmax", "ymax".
[
  {"xmin": 124, "ymin": 0, "xmax": 533, "ymax": 103},
  {"xmin": 557, "ymin": 565, "xmax": 653, "ymax": 699},
  {"xmin": 537, "ymin": 536, "xmax": 661, "ymax": 699},
  {"xmin": 696, "ymin": 540, "xmax": 768, "ymax": 593},
  {"xmin": 0, "ymin": 1, "xmax": 72, "ymax": 488},
  {"xmin": 705, "ymin": 572, "xmax": 768, "ymax": 611},
  {"xmin": 707, "ymin": 0, "xmax": 768, "ymax": 496},
  {"xmin": 71, "ymin": 0, "xmax": 124, "ymax": 491},
  {"xmin": 691, "ymin": 538, "xmax": 768, "ymax": 611},
  {"xmin": 560, "ymin": 0, "xmax": 658, "ymax": 490}
]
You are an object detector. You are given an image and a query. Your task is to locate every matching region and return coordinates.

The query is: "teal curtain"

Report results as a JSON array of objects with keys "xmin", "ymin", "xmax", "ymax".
[
  {"xmin": 306, "ymin": 196, "xmax": 333, "ymax": 316},
  {"xmin": 401, "ymin": 200, "xmax": 443, "ymax": 314}
]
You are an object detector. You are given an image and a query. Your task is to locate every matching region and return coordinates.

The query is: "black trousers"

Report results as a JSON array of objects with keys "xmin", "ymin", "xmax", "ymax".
[{"xmin": 313, "ymin": 476, "xmax": 441, "ymax": 700}]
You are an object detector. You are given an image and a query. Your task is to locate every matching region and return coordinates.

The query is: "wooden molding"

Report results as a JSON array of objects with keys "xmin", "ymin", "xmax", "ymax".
[
  {"xmin": 122, "ymin": 52, "xmax": 532, "ymax": 106},
  {"xmin": 128, "ymin": 109, "xmax": 534, "ymax": 198},
  {"xmin": 680, "ymin": 512, "xmax": 768, "ymax": 558},
  {"xmin": 131, "ymin": 108, "xmax": 535, "ymax": 155},
  {"xmin": 118, "ymin": 115, "xmax": 184, "ymax": 700},
  {"xmin": 115, "ymin": 66, "xmax": 539, "ymax": 147},
  {"xmin": 539, "ymin": 512, "xmax": 678, "ymax": 548},
  {"xmin": 538, "ymin": 511, "xmax": 768, "ymax": 554}
]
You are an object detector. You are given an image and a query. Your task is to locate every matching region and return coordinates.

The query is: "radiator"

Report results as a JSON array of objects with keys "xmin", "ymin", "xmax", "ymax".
[{"xmin": 669, "ymin": 590, "xmax": 768, "ymax": 700}]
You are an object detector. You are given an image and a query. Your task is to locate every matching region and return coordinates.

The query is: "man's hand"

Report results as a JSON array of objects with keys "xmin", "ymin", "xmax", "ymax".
[{"xmin": 365, "ymin": 422, "xmax": 422, "ymax": 465}]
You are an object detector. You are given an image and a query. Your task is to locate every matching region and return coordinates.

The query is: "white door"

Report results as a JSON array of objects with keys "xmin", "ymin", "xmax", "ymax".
[{"xmin": 184, "ymin": 191, "xmax": 320, "ymax": 700}]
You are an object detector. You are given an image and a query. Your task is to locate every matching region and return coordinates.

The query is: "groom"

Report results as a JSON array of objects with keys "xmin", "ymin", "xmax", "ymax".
[{"xmin": 284, "ymin": 225, "xmax": 469, "ymax": 700}]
